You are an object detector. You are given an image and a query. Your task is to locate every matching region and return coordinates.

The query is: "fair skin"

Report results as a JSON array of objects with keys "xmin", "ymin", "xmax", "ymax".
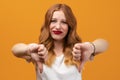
[
  {"xmin": 50, "ymin": 10, "xmax": 68, "ymax": 56},
  {"xmin": 12, "ymin": 10, "xmax": 108, "ymax": 72}
]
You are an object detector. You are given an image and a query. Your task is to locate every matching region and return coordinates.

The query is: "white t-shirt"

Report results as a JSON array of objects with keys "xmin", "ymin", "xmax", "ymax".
[{"xmin": 36, "ymin": 54, "xmax": 82, "ymax": 80}]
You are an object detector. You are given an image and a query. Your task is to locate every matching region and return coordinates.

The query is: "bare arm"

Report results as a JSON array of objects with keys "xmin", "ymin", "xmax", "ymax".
[
  {"xmin": 12, "ymin": 43, "xmax": 41, "ymax": 61},
  {"xmin": 72, "ymin": 38, "xmax": 109, "ymax": 72},
  {"xmin": 93, "ymin": 39, "xmax": 109, "ymax": 55},
  {"xmin": 72, "ymin": 38, "xmax": 109, "ymax": 61},
  {"xmin": 12, "ymin": 43, "xmax": 29, "ymax": 57}
]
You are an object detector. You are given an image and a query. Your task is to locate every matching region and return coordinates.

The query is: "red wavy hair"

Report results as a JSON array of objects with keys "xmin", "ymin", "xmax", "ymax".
[{"xmin": 39, "ymin": 4, "xmax": 82, "ymax": 67}]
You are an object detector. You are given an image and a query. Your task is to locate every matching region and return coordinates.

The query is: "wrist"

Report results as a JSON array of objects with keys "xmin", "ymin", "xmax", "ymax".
[
  {"xmin": 26, "ymin": 45, "xmax": 31, "ymax": 56},
  {"xmin": 89, "ymin": 42, "xmax": 96, "ymax": 60}
]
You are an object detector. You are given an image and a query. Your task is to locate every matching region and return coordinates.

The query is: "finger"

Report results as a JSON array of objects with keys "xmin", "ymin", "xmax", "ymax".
[
  {"xmin": 28, "ymin": 44, "xmax": 39, "ymax": 53},
  {"xmin": 74, "ymin": 43, "xmax": 82, "ymax": 50},
  {"xmin": 81, "ymin": 52, "xmax": 90, "ymax": 62},
  {"xmin": 73, "ymin": 49, "xmax": 81, "ymax": 55},
  {"xmin": 72, "ymin": 52, "xmax": 81, "ymax": 61},
  {"xmin": 31, "ymin": 53, "xmax": 40, "ymax": 62},
  {"xmin": 39, "ymin": 58, "xmax": 45, "ymax": 62},
  {"xmin": 38, "ymin": 44, "xmax": 45, "ymax": 52},
  {"xmin": 73, "ymin": 56, "xmax": 81, "ymax": 61},
  {"xmin": 37, "ymin": 61, "xmax": 43, "ymax": 73},
  {"xmin": 38, "ymin": 47, "xmax": 47, "ymax": 55},
  {"xmin": 73, "ymin": 47, "xmax": 81, "ymax": 53},
  {"xmin": 39, "ymin": 50, "xmax": 48, "ymax": 59},
  {"xmin": 79, "ymin": 42, "xmax": 94, "ymax": 54},
  {"xmin": 78, "ymin": 61, "xmax": 85, "ymax": 72},
  {"xmin": 72, "ymin": 51, "xmax": 81, "ymax": 57},
  {"xmin": 38, "ymin": 51, "xmax": 44, "ymax": 56},
  {"xmin": 38, "ymin": 47, "xmax": 48, "ymax": 60}
]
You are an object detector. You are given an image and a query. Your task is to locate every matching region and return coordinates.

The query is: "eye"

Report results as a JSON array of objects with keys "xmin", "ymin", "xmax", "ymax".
[
  {"xmin": 61, "ymin": 21, "xmax": 67, "ymax": 24},
  {"xmin": 50, "ymin": 19, "xmax": 57, "ymax": 23}
]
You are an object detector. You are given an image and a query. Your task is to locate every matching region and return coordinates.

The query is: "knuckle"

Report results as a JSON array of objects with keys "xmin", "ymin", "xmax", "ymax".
[{"xmin": 40, "ymin": 44, "xmax": 44, "ymax": 48}]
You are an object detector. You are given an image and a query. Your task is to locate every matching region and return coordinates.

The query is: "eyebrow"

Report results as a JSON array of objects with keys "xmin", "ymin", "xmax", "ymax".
[{"xmin": 51, "ymin": 18, "xmax": 66, "ymax": 21}]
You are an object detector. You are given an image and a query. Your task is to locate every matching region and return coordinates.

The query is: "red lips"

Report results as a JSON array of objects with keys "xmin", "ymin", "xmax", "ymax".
[{"xmin": 53, "ymin": 31, "xmax": 62, "ymax": 34}]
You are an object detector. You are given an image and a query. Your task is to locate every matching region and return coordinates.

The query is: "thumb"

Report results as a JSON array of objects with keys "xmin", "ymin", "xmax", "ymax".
[
  {"xmin": 37, "ymin": 61, "xmax": 43, "ymax": 73},
  {"xmin": 31, "ymin": 53, "xmax": 43, "ymax": 73},
  {"xmin": 78, "ymin": 61, "xmax": 85, "ymax": 72}
]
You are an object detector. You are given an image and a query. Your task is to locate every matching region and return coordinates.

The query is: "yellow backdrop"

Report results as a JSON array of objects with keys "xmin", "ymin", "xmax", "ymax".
[{"xmin": 0, "ymin": 0, "xmax": 120, "ymax": 80}]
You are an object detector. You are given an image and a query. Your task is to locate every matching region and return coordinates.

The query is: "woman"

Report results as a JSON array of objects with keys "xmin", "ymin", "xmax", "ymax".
[{"xmin": 12, "ymin": 4, "xmax": 108, "ymax": 80}]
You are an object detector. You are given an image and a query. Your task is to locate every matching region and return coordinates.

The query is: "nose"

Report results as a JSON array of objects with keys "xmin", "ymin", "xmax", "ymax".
[{"xmin": 56, "ymin": 22, "xmax": 61, "ymax": 29}]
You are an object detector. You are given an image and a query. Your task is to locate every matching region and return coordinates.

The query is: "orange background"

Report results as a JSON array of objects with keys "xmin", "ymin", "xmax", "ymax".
[{"xmin": 0, "ymin": 0, "xmax": 120, "ymax": 80}]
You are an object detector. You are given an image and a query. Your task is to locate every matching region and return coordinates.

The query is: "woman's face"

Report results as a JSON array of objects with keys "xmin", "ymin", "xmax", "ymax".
[{"xmin": 49, "ymin": 10, "xmax": 68, "ymax": 41}]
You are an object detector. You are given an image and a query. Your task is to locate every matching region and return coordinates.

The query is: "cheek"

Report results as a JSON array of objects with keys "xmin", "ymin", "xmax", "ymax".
[
  {"xmin": 63, "ymin": 26, "xmax": 69, "ymax": 34},
  {"xmin": 49, "ymin": 25, "xmax": 53, "ymax": 33},
  {"xmin": 49, "ymin": 24, "xmax": 52, "ymax": 29},
  {"xmin": 49, "ymin": 22, "xmax": 55, "ymax": 28}
]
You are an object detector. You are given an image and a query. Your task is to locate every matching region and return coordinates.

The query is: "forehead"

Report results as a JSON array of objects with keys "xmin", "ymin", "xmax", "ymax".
[{"xmin": 52, "ymin": 10, "xmax": 66, "ymax": 20}]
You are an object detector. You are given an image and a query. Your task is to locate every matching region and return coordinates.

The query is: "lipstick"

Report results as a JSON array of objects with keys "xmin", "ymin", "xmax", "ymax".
[{"xmin": 53, "ymin": 31, "xmax": 62, "ymax": 34}]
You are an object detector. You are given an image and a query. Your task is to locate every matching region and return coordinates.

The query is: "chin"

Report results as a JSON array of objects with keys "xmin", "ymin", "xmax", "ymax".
[
  {"xmin": 52, "ymin": 37, "xmax": 64, "ymax": 41},
  {"xmin": 54, "ymin": 38, "xmax": 63, "ymax": 41},
  {"xmin": 51, "ymin": 35, "xmax": 66, "ymax": 41}
]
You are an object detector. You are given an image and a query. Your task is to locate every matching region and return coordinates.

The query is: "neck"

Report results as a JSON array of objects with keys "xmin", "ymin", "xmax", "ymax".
[{"xmin": 54, "ymin": 40, "xmax": 64, "ymax": 56}]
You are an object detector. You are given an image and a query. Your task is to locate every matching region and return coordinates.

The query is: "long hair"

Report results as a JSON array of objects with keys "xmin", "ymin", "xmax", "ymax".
[{"xmin": 39, "ymin": 4, "xmax": 82, "ymax": 67}]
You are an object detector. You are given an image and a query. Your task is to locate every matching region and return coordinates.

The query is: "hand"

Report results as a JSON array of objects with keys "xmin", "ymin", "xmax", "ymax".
[
  {"xmin": 37, "ymin": 44, "xmax": 48, "ymax": 73},
  {"xmin": 80, "ymin": 42, "xmax": 94, "ymax": 62},
  {"xmin": 72, "ymin": 43, "xmax": 82, "ymax": 61},
  {"xmin": 72, "ymin": 42, "xmax": 94, "ymax": 72},
  {"xmin": 37, "ymin": 44, "xmax": 48, "ymax": 62},
  {"xmin": 27, "ymin": 43, "xmax": 40, "ymax": 61},
  {"xmin": 27, "ymin": 43, "xmax": 48, "ymax": 62},
  {"xmin": 28, "ymin": 43, "xmax": 48, "ymax": 73}
]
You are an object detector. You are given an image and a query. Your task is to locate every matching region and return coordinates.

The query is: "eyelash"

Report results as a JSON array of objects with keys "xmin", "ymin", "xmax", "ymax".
[
  {"xmin": 51, "ymin": 20, "xmax": 56, "ymax": 22},
  {"xmin": 50, "ymin": 20, "xmax": 67, "ymax": 24},
  {"xmin": 61, "ymin": 21, "xmax": 67, "ymax": 24}
]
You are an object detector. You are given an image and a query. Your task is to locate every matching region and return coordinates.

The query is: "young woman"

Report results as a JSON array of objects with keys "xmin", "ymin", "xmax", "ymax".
[{"xmin": 12, "ymin": 4, "xmax": 108, "ymax": 80}]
